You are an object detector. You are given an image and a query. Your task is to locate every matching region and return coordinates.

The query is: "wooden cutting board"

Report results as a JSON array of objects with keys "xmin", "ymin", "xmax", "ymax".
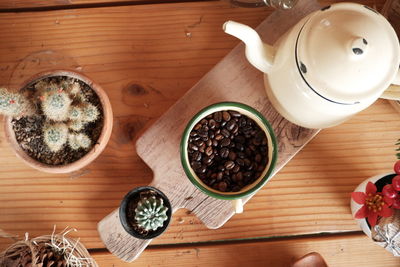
[{"xmin": 98, "ymin": 0, "xmax": 321, "ymax": 262}]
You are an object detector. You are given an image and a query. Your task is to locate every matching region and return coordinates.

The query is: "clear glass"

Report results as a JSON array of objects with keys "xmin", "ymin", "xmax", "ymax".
[{"xmin": 229, "ymin": 0, "xmax": 297, "ymax": 9}]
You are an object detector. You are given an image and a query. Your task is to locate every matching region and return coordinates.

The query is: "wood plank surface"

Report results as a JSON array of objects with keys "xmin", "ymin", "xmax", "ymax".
[
  {"xmin": 0, "ymin": 0, "xmax": 396, "ymax": 255},
  {"xmin": 0, "ymin": 0, "xmax": 384, "ymax": 12},
  {"xmin": 0, "ymin": 0, "xmax": 197, "ymax": 11},
  {"xmin": 97, "ymin": 0, "xmax": 322, "ymax": 261},
  {"xmin": 91, "ymin": 233, "xmax": 400, "ymax": 266}
]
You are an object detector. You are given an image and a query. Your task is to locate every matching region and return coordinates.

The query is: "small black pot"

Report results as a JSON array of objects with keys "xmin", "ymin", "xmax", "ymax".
[{"xmin": 119, "ymin": 186, "xmax": 172, "ymax": 239}]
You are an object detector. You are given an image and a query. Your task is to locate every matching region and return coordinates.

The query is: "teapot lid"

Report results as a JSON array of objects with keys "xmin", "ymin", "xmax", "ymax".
[{"xmin": 296, "ymin": 3, "xmax": 400, "ymax": 104}]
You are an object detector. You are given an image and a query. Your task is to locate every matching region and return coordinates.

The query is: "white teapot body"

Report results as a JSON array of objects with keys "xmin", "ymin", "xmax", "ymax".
[{"xmin": 224, "ymin": 3, "xmax": 400, "ymax": 129}]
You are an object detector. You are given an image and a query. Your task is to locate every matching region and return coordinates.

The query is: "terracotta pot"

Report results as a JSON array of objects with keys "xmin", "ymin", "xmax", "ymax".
[
  {"xmin": 4, "ymin": 70, "xmax": 113, "ymax": 174},
  {"xmin": 350, "ymin": 173, "xmax": 396, "ymax": 237}
]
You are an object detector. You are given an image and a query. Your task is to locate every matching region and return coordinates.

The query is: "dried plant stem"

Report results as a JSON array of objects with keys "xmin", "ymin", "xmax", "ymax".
[{"xmin": 0, "ymin": 227, "xmax": 97, "ymax": 267}]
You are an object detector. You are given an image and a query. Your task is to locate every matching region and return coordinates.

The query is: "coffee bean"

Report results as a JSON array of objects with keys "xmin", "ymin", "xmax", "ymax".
[
  {"xmin": 221, "ymin": 129, "xmax": 230, "ymax": 138},
  {"xmin": 202, "ymin": 156, "xmax": 213, "ymax": 165},
  {"xmin": 222, "ymin": 111, "xmax": 231, "ymax": 121},
  {"xmin": 228, "ymin": 151, "xmax": 237, "ymax": 161},
  {"xmin": 236, "ymin": 158, "xmax": 245, "ymax": 166},
  {"xmin": 194, "ymin": 123, "xmax": 202, "ymax": 130},
  {"xmin": 244, "ymin": 158, "xmax": 251, "ymax": 167},
  {"xmin": 233, "ymin": 165, "xmax": 240, "ymax": 173},
  {"xmin": 209, "ymin": 119, "xmax": 216, "ymax": 129},
  {"xmin": 229, "ymin": 110, "xmax": 241, "ymax": 117},
  {"xmin": 200, "ymin": 119, "xmax": 208, "ymax": 125},
  {"xmin": 239, "ymin": 117, "xmax": 247, "ymax": 127},
  {"xmin": 255, "ymin": 154, "xmax": 262, "ymax": 163},
  {"xmin": 226, "ymin": 120, "xmax": 236, "ymax": 131},
  {"xmin": 195, "ymin": 140, "xmax": 204, "ymax": 147},
  {"xmin": 209, "ymin": 131, "xmax": 215, "ymax": 139},
  {"xmin": 206, "ymin": 139, "xmax": 212, "ymax": 147},
  {"xmin": 257, "ymin": 165, "xmax": 265, "ymax": 172},
  {"xmin": 215, "ymin": 134, "xmax": 224, "ymax": 141},
  {"xmin": 262, "ymin": 137, "xmax": 268, "ymax": 145},
  {"xmin": 198, "ymin": 165, "xmax": 207, "ymax": 174},
  {"xmin": 198, "ymin": 130, "xmax": 208, "ymax": 138},
  {"xmin": 224, "ymin": 161, "xmax": 235, "ymax": 170},
  {"xmin": 220, "ymin": 138, "xmax": 231, "ymax": 147},
  {"xmin": 232, "ymin": 124, "xmax": 239, "ymax": 134},
  {"xmin": 217, "ymin": 172, "xmax": 223, "ymax": 181},
  {"xmin": 220, "ymin": 148, "xmax": 229, "ymax": 158},
  {"xmin": 232, "ymin": 186, "xmax": 241, "ymax": 192},
  {"xmin": 205, "ymin": 146, "xmax": 213, "ymax": 156},
  {"xmin": 199, "ymin": 143, "xmax": 206, "ymax": 153},
  {"xmin": 236, "ymin": 143, "xmax": 244, "ymax": 152},
  {"xmin": 189, "ymin": 143, "xmax": 198, "ymax": 151},
  {"xmin": 191, "ymin": 161, "xmax": 201, "ymax": 170},
  {"xmin": 192, "ymin": 151, "xmax": 202, "ymax": 161},
  {"xmin": 218, "ymin": 181, "xmax": 228, "ymax": 192},
  {"xmin": 212, "ymin": 139, "xmax": 218, "ymax": 147},
  {"xmin": 214, "ymin": 111, "xmax": 222, "ymax": 122}
]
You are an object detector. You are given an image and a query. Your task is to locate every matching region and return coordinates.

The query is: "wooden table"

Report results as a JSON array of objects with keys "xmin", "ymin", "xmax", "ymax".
[{"xmin": 1, "ymin": 0, "xmax": 400, "ymax": 266}]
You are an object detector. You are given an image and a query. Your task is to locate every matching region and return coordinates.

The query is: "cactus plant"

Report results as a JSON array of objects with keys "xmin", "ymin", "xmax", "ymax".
[
  {"xmin": 134, "ymin": 196, "xmax": 169, "ymax": 231},
  {"xmin": 43, "ymin": 123, "xmax": 68, "ymax": 152},
  {"xmin": 68, "ymin": 120, "xmax": 85, "ymax": 132},
  {"xmin": 68, "ymin": 133, "xmax": 91, "ymax": 150},
  {"xmin": 68, "ymin": 106, "xmax": 83, "ymax": 121},
  {"xmin": 41, "ymin": 90, "xmax": 72, "ymax": 121},
  {"xmin": 1, "ymin": 77, "xmax": 101, "ymax": 153},
  {"xmin": 0, "ymin": 88, "xmax": 34, "ymax": 117},
  {"xmin": 82, "ymin": 103, "xmax": 100, "ymax": 123}
]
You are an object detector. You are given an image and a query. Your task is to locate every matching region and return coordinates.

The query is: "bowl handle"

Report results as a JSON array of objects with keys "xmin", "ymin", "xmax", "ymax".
[{"xmin": 231, "ymin": 199, "xmax": 244, "ymax": 213}]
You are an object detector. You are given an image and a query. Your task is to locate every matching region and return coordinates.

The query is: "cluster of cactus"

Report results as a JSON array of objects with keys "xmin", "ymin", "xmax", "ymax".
[
  {"xmin": 134, "ymin": 196, "xmax": 169, "ymax": 231},
  {"xmin": 0, "ymin": 78, "xmax": 100, "ymax": 152}
]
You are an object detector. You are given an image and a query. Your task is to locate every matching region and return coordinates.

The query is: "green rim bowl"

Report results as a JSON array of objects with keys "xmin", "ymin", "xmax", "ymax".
[{"xmin": 180, "ymin": 102, "xmax": 278, "ymax": 200}]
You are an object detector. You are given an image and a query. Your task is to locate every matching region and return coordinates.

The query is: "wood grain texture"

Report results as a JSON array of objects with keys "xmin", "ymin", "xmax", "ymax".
[
  {"xmin": 0, "ymin": 0, "xmax": 193, "ymax": 10},
  {"xmin": 91, "ymin": 233, "xmax": 400, "ymax": 266},
  {"xmin": 98, "ymin": 0, "xmax": 321, "ymax": 261},
  {"xmin": 0, "ymin": 0, "xmax": 384, "ymax": 10},
  {"xmin": 0, "ymin": 0, "xmax": 396, "ymax": 256},
  {"xmin": 0, "ymin": 1, "xmax": 273, "ymax": 251}
]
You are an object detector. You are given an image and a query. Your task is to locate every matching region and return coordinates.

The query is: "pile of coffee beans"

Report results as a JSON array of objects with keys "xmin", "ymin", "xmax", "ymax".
[{"xmin": 187, "ymin": 110, "xmax": 269, "ymax": 192}]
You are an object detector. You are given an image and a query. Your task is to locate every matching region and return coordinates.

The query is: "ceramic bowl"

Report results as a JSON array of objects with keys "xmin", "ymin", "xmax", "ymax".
[{"xmin": 180, "ymin": 102, "xmax": 278, "ymax": 211}]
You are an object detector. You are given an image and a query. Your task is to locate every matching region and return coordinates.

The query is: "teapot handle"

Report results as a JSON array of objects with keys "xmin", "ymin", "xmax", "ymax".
[{"xmin": 381, "ymin": 70, "xmax": 400, "ymax": 101}]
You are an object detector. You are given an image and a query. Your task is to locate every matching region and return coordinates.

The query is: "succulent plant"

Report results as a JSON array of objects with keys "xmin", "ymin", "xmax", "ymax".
[
  {"xmin": 68, "ymin": 120, "xmax": 85, "ymax": 132},
  {"xmin": 41, "ymin": 90, "xmax": 72, "ymax": 121},
  {"xmin": 82, "ymin": 103, "xmax": 100, "ymax": 123},
  {"xmin": 69, "ymin": 133, "xmax": 91, "ymax": 150},
  {"xmin": 134, "ymin": 196, "xmax": 169, "ymax": 231},
  {"xmin": 43, "ymin": 123, "xmax": 68, "ymax": 152},
  {"xmin": 68, "ymin": 106, "xmax": 83, "ymax": 121},
  {"xmin": 0, "ymin": 77, "xmax": 100, "ymax": 153},
  {"xmin": 0, "ymin": 88, "xmax": 35, "ymax": 117}
]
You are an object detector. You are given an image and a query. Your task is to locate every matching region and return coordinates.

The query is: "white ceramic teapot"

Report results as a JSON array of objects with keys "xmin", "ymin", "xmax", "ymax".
[{"xmin": 223, "ymin": 3, "xmax": 400, "ymax": 128}]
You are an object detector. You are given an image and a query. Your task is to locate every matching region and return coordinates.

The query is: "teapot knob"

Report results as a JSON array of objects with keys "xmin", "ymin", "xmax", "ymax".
[{"xmin": 350, "ymin": 37, "xmax": 368, "ymax": 56}]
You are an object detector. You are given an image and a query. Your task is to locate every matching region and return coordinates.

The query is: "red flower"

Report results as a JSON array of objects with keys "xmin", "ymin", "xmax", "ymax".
[{"xmin": 352, "ymin": 181, "xmax": 393, "ymax": 227}]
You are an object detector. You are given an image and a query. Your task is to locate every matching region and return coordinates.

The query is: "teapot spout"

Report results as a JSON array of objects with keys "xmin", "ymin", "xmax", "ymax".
[{"xmin": 223, "ymin": 21, "xmax": 275, "ymax": 73}]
